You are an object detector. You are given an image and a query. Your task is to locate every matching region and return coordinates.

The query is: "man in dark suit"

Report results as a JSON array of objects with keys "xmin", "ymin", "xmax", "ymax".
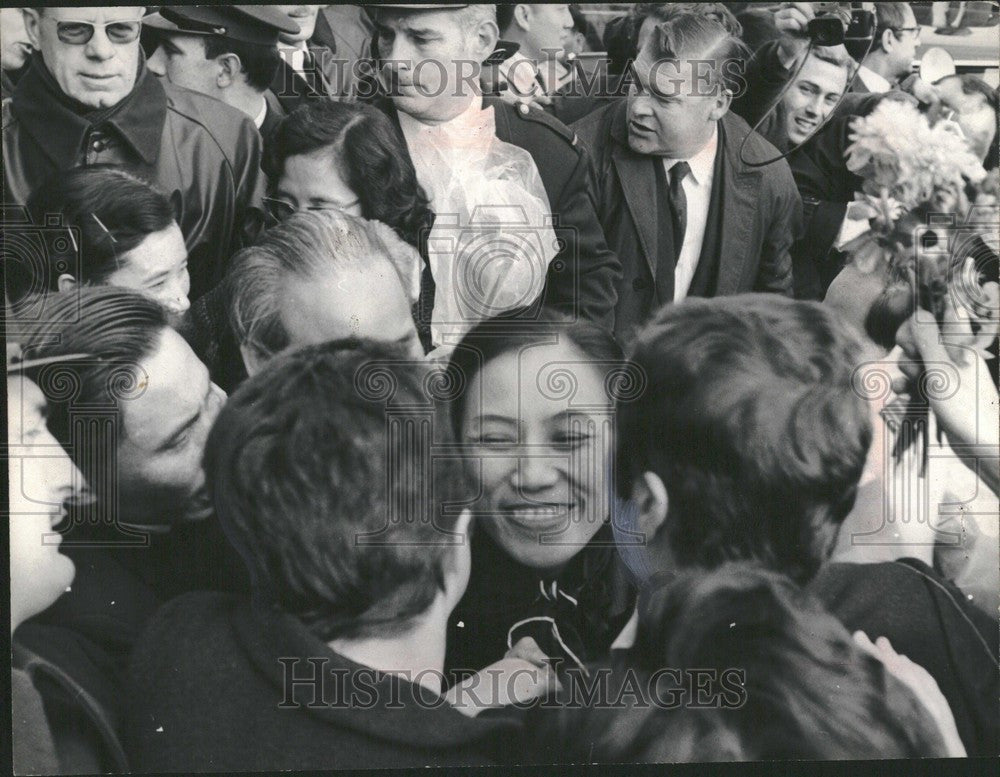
[
  {"xmin": 368, "ymin": 3, "xmax": 621, "ymax": 331},
  {"xmin": 143, "ymin": 6, "xmax": 293, "ymax": 145},
  {"xmin": 573, "ymin": 12, "xmax": 800, "ymax": 344},
  {"xmin": 267, "ymin": 4, "xmax": 350, "ymax": 109}
]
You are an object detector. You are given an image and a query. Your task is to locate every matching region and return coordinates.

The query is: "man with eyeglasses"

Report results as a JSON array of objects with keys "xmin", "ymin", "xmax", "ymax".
[
  {"xmin": 3, "ymin": 7, "xmax": 266, "ymax": 302},
  {"xmin": 855, "ymin": 2, "xmax": 921, "ymax": 93}
]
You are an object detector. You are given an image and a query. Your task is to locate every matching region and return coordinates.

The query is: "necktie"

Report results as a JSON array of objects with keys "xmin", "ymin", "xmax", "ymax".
[
  {"xmin": 669, "ymin": 160, "xmax": 689, "ymax": 264},
  {"xmin": 415, "ymin": 260, "xmax": 436, "ymax": 353}
]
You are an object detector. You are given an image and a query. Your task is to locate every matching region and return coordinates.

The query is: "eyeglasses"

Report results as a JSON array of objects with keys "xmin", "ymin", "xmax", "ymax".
[
  {"xmin": 48, "ymin": 18, "xmax": 142, "ymax": 46},
  {"xmin": 262, "ymin": 196, "xmax": 360, "ymax": 224},
  {"xmin": 892, "ymin": 26, "xmax": 921, "ymax": 39}
]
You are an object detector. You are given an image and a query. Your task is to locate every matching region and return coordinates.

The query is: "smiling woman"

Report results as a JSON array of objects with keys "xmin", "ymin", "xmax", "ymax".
[
  {"xmin": 6, "ymin": 166, "xmax": 191, "ymax": 319},
  {"xmin": 442, "ymin": 308, "xmax": 638, "ymax": 682}
]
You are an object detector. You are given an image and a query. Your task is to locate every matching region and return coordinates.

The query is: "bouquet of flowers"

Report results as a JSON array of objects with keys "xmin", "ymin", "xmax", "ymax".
[{"xmin": 840, "ymin": 97, "xmax": 999, "ymax": 463}]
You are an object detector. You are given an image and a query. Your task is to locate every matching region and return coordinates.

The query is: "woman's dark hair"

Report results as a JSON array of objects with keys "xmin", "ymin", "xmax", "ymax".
[
  {"xmin": 264, "ymin": 100, "xmax": 435, "ymax": 251},
  {"xmin": 446, "ymin": 308, "xmax": 628, "ymax": 439},
  {"xmin": 7, "ymin": 166, "xmax": 176, "ymax": 306},
  {"xmin": 530, "ymin": 563, "xmax": 948, "ymax": 762}
]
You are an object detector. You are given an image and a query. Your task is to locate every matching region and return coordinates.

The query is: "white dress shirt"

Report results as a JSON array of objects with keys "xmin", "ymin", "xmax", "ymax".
[
  {"xmin": 662, "ymin": 125, "xmax": 718, "ymax": 302},
  {"xmin": 252, "ymin": 97, "xmax": 268, "ymax": 130},
  {"xmin": 856, "ymin": 65, "xmax": 892, "ymax": 93}
]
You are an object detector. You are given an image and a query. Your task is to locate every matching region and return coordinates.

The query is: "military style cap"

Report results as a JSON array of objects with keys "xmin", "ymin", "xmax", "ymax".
[{"xmin": 144, "ymin": 6, "xmax": 300, "ymax": 47}]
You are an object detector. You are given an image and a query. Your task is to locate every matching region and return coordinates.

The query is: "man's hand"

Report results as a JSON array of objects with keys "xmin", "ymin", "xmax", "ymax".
[{"xmin": 444, "ymin": 637, "xmax": 561, "ymax": 717}]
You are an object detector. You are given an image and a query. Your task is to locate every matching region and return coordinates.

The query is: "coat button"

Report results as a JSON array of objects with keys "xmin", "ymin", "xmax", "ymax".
[
  {"xmin": 90, "ymin": 138, "xmax": 105, "ymax": 152},
  {"xmin": 632, "ymin": 278, "xmax": 649, "ymax": 291}
]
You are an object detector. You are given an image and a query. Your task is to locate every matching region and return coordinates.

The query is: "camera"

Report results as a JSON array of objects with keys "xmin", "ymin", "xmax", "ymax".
[
  {"xmin": 2, "ymin": 206, "xmax": 82, "ymax": 326},
  {"xmin": 808, "ymin": 2, "xmax": 875, "ymax": 48}
]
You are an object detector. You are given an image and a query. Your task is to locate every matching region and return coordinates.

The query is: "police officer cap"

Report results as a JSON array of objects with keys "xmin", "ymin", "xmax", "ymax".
[{"xmin": 144, "ymin": 6, "xmax": 300, "ymax": 47}]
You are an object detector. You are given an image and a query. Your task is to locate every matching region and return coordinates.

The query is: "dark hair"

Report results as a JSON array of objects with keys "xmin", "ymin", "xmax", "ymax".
[
  {"xmin": 617, "ymin": 295, "xmax": 871, "ymax": 584},
  {"xmin": 873, "ymin": 2, "xmax": 913, "ymax": 53},
  {"xmin": 611, "ymin": 3, "xmax": 744, "ymax": 72},
  {"xmin": 531, "ymin": 563, "xmax": 948, "ymax": 761},
  {"xmin": 446, "ymin": 308, "xmax": 628, "ymax": 439},
  {"xmin": 264, "ymin": 100, "xmax": 434, "ymax": 251},
  {"xmin": 13, "ymin": 286, "xmax": 169, "ymax": 489},
  {"xmin": 204, "ymin": 339, "xmax": 468, "ymax": 641},
  {"xmin": 203, "ymin": 35, "xmax": 281, "ymax": 93},
  {"xmin": 7, "ymin": 166, "xmax": 176, "ymax": 306},
  {"xmin": 568, "ymin": 5, "xmax": 602, "ymax": 52},
  {"xmin": 642, "ymin": 11, "xmax": 750, "ymax": 95}
]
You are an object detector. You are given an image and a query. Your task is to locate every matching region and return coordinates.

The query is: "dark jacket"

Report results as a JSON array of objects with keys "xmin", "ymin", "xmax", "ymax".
[
  {"xmin": 12, "ymin": 637, "xmax": 129, "ymax": 774},
  {"xmin": 374, "ymin": 95, "xmax": 622, "ymax": 330},
  {"xmin": 313, "ymin": 3, "xmax": 377, "ymax": 99},
  {"xmin": 788, "ymin": 92, "xmax": 886, "ymax": 299},
  {"xmin": 124, "ymin": 591, "xmax": 524, "ymax": 771},
  {"xmin": 260, "ymin": 88, "xmax": 286, "ymax": 147},
  {"xmin": 573, "ymin": 102, "xmax": 799, "ymax": 344},
  {"xmin": 445, "ymin": 523, "xmax": 635, "ymax": 685},
  {"xmin": 811, "ymin": 558, "xmax": 999, "ymax": 756},
  {"xmin": 3, "ymin": 54, "xmax": 265, "ymax": 301}
]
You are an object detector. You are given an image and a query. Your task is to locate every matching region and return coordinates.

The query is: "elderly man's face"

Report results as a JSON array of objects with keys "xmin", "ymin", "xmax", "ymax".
[
  {"xmin": 627, "ymin": 46, "xmax": 729, "ymax": 158},
  {"xmin": 276, "ymin": 264, "xmax": 423, "ymax": 362},
  {"xmin": 24, "ymin": 6, "xmax": 144, "ymax": 108},
  {"xmin": 1, "ymin": 9, "xmax": 33, "ymax": 72},
  {"xmin": 375, "ymin": 8, "xmax": 497, "ymax": 124}
]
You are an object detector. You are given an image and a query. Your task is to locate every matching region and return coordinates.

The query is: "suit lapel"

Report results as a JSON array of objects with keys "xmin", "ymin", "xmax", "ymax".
[
  {"xmin": 715, "ymin": 115, "xmax": 761, "ymax": 296},
  {"xmin": 609, "ymin": 105, "xmax": 659, "ymax": 281}
]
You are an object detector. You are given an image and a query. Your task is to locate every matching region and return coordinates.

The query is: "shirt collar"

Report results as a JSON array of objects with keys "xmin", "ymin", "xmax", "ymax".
[
  {"xmin": 664, "ymin": 123, "xmax": 718, "ymax": 186},
  {"xmin": 857, "ymin": 65, "xmax": 892, "ymax": 93},
  {"xmin": 252, "ymin": 95, "xmax": 268, "ymax": 129}
]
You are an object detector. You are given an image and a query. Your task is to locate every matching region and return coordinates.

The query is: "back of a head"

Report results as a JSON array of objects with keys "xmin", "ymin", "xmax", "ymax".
[
  {"xmin": 8, "ymin": 166, "xmax": 175, "ymax": 305},
  {"xmin": 536, "ymin": 563, "xmax": 948, "ymax": 762},
  {"xmin": 12, "ymin": 286, "xmax": 168, "ymax": 480},
  {"xmin": 205, "ymin": 339, "xmax": 465, "ymax": 641},
  {"xmin": 228, "ymin": 210, "xmax": 415, "ymax": 364},
  {"xmin": 203, "ymin": 36, "xmax": 281, "ymax": 93},
  {"xmin": 617, "ymin": 295, "xmax": 871, "ymax": 584}
]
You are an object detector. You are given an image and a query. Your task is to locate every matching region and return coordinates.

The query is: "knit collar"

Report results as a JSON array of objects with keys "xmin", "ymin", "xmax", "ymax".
[{"xmin": 12, "ymin": 51, "xmax": 167, "ymax": 169}]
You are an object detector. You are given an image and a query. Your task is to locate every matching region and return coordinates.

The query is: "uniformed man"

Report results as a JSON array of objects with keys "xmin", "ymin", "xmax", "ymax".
[
  {"xmin": 144, "ymin": 6, "xmax": 297, "ymax": 143},
  {"xmin": 370, "ymin": 3, "xmax": 621, "ymax": 330},
  {"xmin": 3, "ymin": 6, "xmax": 265, "ymax": 302}
]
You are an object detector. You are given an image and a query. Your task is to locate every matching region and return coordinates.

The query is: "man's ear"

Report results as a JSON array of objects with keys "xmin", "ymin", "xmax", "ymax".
[
  {"xmin": 512, "ymin": 4, "xmax": 532, "ymax": 33},
  {"xmin": 56, "ymin": 274, "xmax": 79, "ymax": 293},
  {"xmin": 710, "ymin": 88, "xmax": 733, "ymax": 121},
  {"xmin": 22, "ymin": 8, "xmax": 41, "ymax": 49},
  {"xmin": 239, "ymin": 343, "xmax": 264, "ymax": 376},
  {"xmin": 632, "ymin": 470, "xmax": 669, "ymax": 545},
  {"xmin": 880, "ymin": 27, "xmax": 897, "ymax": 53},
  {"xmin": 216, "ymin": 53, "xmax": 242, "ymax": 89},
  {"xmin": 470, "ymin": 17, "xmax": 500, "ymax": 64}
]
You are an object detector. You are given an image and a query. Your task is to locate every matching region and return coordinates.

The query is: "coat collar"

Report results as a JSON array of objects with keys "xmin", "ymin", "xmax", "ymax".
[{"xmin": 12, "ymin": 54, "xmax": 166, "ymax": 170}]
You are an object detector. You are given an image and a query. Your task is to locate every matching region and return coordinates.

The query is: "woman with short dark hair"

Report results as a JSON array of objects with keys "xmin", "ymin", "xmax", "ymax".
[{"xmin": 8, "ymin": 165, "xmax": 190, "ymax": 318}]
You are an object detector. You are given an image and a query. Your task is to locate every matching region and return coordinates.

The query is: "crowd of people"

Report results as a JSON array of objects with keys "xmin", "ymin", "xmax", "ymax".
[{"xmin": 4, "ymin": 3, "xmax": 999, "ymax": 771}]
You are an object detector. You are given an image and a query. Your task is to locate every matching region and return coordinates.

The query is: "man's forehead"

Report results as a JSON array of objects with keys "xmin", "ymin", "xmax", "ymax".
[
  {"xmin": 377, "ymin": 9, "xmax": 460, "ymax": 34},
  {"xmin": 635, "ymin": 50, "xmax": 710, "ymax": 96},
  {"xmin": 46, "ymin": 6, "xmax": 145, "ymax": 22}
]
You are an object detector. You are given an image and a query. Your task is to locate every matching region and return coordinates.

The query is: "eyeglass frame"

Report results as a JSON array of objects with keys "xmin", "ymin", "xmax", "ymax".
[
  {"xmin": 890, "ymin": 25, "xmax": 922, "ymax": 40},
  {"xmin": 43, "ymin": 17, "xmax": 143, "ymax": 46},
  {"xmin": 262, "ymin": 196, "xmax": 362, "ymax": 224}
]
